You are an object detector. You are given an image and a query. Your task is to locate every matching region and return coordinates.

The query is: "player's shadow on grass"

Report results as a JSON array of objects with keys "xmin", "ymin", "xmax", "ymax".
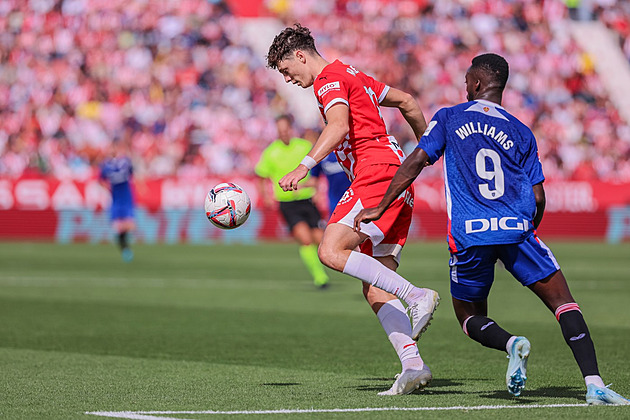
[
  {"xmin": 481, "ymin": 386, "xmax": 583, "ymax": 402},
  {"xmin": 354, "ymin": 378, "xmax": 464, "ymax": 393},
  {"xmin": 262, "ymin": 382, "xmax": 302, "ymax": 386}
]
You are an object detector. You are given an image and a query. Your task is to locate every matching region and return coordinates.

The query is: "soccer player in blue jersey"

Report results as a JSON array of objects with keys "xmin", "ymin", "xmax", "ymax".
[
  {"xmin": 99, "ymin": 143, "xmax": 136, "ymax": 262},
  {"xmin": 311, "ymin": 152, "xmax": 352, "ymax": 218},
  {"xmin": 354, "ymin": 53, "xmax": 629, "ymax": 405}
]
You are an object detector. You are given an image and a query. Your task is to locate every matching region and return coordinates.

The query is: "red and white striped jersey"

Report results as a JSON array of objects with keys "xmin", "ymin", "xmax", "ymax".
[{"xmin": 313, "ymin": 60, "xmax": 405, "ymax": 180}]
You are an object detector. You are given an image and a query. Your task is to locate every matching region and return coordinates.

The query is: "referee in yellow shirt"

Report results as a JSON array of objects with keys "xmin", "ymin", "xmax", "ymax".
[{"xmin": 256, "ymin": 115, "xmax": 329, "ymax": 288}]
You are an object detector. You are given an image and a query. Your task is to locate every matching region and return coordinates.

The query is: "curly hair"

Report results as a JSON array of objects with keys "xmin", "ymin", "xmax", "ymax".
[
  {"xmin": 471, "ymin": 53, "xmax": 509, "ymax": 90},
  {"xmin": 266, "ymin": 23, "xmax": 319, "ymax": 69}
]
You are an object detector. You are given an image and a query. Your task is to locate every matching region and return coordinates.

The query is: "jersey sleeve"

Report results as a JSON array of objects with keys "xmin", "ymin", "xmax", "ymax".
[
  {"xmin": 520, "ymin": 129, "xmax": 545, "ymax": 185},
  {"xmin": 362, "ymin": 72, "xmax": 390, "ymax": 103},
  {"xmin": 314, "ymin": 73, "xmax": 349, "ymax": 114},
  {"xmin": 417, "ymin": 108, "xmax": 449, "ymax": 164}
]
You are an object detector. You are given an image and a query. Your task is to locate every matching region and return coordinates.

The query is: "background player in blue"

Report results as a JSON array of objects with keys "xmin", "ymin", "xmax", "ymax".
[
  {"xmin": 354, "ymin": 53, "xmax": 629, "ymax": 405},
  {"xmin": 99, "ymin": 142, "xmax": 136, "ymax": 262},
  {"xmin": 310, "ymin": 152, "xmax": 352, "ymax": 218}
]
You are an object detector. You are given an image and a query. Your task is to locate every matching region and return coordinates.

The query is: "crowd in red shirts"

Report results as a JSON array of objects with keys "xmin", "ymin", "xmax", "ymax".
[{"xmin": 1, "ymin": 0, "xmax": 629, "ymax": 182}]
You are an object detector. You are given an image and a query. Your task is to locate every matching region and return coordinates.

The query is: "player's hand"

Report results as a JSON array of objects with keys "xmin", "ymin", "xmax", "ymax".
[
  {"xmin": 353, "ymin": 207, "xmax": 384, "ymax": 232},
  {"xmin": 279, "ymin": 165, "xmax": 309, "ymax": 191}
]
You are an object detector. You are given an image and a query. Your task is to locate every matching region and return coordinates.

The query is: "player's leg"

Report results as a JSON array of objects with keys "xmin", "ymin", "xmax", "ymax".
[
  {"xmin": 292, "ymin": 221, "xmax": 329, "ymax": 287},
  {"xmin": 304, "ymin": 200, "xmax": 330, "ymax": 287},
  {"xmin": 502, "ymin": 235, "xmax": 628, "ymax": 404},
  {"xmin": 113, "ymin": 220, "xmax": 127, "ymax": 250},
  {"xmin": 366, "ymin": 256, "xmax": 432, "ymax": 395},
  {"xmin": 321, "ymin": 167, "xmax": 438, "ymax": 338},
  {"xmin": 319, "ymin": 223, "xmax": 437, "ymax": 339},
  {"xmin": 527, "ymin": 269, "xmax": 629, "ymax": 405},
  {"xmin": 112, "ymin": 214, "xmax": 133, "ymax": 262},
  {"xmin": 112, "ymin": 201, "xmax": 135, "ymax": 262},
  {"xmin": 528, "ymin": 271, "xmax": 599, "ymax": 380},
  {"xmin": 280, "ymin": 201, "xmax": 329, "ymax": 287},
  {"xmin": 451, "ymin": 246, "xmax": 529, "ymax": 396},
  {"xmin": 311, "ymin": 224, "xmax": 324, "ymax": 245}
]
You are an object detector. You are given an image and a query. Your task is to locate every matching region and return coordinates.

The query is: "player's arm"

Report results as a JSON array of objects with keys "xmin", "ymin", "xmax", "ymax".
[
  {"xmin": 532, "ymin": 182, "xmax": 545, "ymax": 228},
  {"xmin": 380, "ymin": 87, "xmax": 427, "ymax": 142},
  {"xmin": 353, "ymin": 148, "xmax": 429, "ymax": 231},
  {"xmin": 279, "ymin": 104, "xmax": 349, "ymax": 191},
  {"xmin": 97, "ymin": 169, "xmax": 111, "ymax": 191}
]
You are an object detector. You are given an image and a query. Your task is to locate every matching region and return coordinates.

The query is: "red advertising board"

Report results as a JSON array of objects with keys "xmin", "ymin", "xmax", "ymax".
[{"xmin": 0, "ymin": 176, "xmax": 629, "ymax": 243}]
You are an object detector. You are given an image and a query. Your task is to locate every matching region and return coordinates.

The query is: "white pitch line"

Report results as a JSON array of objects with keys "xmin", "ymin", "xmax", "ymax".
[{"xmin": 86, "ymin": 403, "xmax": 591, "ymax": 419}]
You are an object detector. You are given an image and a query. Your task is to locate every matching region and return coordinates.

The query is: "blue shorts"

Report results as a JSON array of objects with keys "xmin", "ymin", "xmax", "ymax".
[
  {"xmin": 111, "ymin": 205, "xmax": 134, "ymax": 221},
  {"xmin": 449, "ymin": 234, "xmax": 561, "ymax": 302}
]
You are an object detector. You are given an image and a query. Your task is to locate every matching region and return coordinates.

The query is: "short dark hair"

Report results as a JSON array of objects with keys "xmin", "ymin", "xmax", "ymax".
[
  {"xmin": 266, "ymin": 23, "xmax": 318, "ymax": 69},
  {"xmin": 471, "ymin": 53, "xmax": 509, "ymax": 90},
  {"xmin": 275, "ymin": 114, "xmax": 293, "ymax": 125}
]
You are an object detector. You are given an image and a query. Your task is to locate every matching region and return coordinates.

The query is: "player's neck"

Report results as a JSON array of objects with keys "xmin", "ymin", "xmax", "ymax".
[
  {"xmin": 311, "ymin": 55, "xmax": 330, "ymax": 77},
  {"xmin": 474, "ymin": 90, "xmax": 502, "ymax": 105}
]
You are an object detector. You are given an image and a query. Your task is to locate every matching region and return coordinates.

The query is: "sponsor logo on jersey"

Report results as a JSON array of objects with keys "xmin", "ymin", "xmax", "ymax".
[
  {"xmin": 465, "ymin": 217, "xmax": 530, "ymax": 234},
  {"xmin": 317, "ymin": 81, "xmax": 341, "ymax": 97}
]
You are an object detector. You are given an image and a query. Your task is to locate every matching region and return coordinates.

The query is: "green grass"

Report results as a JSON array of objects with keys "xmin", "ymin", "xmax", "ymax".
[{"xmin": 0, "ymin": 241, "xmax": 629, "ymax": 419}]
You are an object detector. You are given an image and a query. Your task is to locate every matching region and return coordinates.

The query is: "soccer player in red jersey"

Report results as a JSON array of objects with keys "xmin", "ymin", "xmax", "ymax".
[{"xmin": 267, "ymin": 24, "xmax": 439, "ymax": 395}]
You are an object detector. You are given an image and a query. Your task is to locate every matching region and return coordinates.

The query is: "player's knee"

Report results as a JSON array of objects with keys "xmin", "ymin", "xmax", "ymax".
[
  {"xmin": 317, "ymin": 243, "xmax": 334, "ymax": 268},
  {"xmin": 317, "ymin": 243, "xmax": 342, "ymax": 271}
]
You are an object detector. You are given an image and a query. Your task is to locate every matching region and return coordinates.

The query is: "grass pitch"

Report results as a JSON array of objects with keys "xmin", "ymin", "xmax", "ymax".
[{"xmin": 0, "ymin": 241, "xmax": 629, "ymax": 419}]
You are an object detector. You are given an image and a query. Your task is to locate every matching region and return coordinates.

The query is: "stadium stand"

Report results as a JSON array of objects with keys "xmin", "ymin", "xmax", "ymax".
[{"xmin": 0, "ymin": 0, "xmax": 629, "ymax": 183}]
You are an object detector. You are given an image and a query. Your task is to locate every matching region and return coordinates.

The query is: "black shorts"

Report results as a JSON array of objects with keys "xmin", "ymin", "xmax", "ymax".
[{"xmin": 279, "ymin": 199, "xmax": 323, "ymax": 231}]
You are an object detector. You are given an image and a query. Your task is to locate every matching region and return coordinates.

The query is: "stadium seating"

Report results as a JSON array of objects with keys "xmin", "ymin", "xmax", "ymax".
[{"xmin": 0, "ymin": 0, "xmax": 629, "ymax": 181}]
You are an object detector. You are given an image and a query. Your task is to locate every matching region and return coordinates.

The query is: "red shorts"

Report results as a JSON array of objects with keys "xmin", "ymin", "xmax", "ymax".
[{"xmin": 329, "ymin": 164, "xmax": 414, "ymax": 262}]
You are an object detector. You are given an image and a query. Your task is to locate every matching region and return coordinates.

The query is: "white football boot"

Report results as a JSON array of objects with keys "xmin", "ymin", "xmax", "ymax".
[
  {"xmin": 407, "ymin": 289, "xmax": 440, "ymax": 341},
  {"xmin": 506, "ymin": 336, "xmax": 530, "ymax": 396},
  {"xmin": 378, "ymin": 366, "xmax": 433, "ymax": 396}
]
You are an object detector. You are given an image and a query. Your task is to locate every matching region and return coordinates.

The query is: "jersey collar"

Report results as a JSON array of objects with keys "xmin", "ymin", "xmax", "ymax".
[{"xmin": 475, "ymin": 99, "xmax": 504, "ymax": 110}]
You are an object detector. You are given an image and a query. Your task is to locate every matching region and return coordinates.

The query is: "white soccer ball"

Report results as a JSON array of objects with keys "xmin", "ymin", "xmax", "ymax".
[{"xmin": 204, "ymin": 182, "xmax": 251, "ymax": 229}]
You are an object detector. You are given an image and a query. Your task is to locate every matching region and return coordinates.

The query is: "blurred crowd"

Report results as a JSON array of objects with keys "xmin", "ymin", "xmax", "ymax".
[
  {"xmin": 1, "ymin": 0, "xmax": 630, "ymax": 182},
  {"xmin": 598, "ymin": 0, "xmax": 630, "ymax": 64},
  {"xmin": 0, "ymin": 0, "xmax": 282, "ymax": 181}
]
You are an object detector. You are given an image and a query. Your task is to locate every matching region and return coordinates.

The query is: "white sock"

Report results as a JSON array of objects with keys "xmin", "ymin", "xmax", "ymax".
[
  {"xmin": 343, "ymin": 251, "xmax": 423, "ymax": 304},
  {"xmin": 376, "ymin": 299, "xmax": 424, "ymax": 371},
  {"xmin": 585, "ymin": 375, "xmax": 605, "ymax": 388}
]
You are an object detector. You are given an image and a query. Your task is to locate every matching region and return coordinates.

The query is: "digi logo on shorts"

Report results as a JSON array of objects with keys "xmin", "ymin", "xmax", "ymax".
[
  {"xmin": 465, "ymin": 217, "xmax": 530, "ymax": 234},
  {"xmin": 317, "ymin": 81, "xmax": 341, "ymax": 97}
]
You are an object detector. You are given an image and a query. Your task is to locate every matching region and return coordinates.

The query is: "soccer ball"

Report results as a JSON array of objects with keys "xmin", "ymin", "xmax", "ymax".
[{"xmin": 204, "ymin": 183, "xmax": 251, "ymax": 229}]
